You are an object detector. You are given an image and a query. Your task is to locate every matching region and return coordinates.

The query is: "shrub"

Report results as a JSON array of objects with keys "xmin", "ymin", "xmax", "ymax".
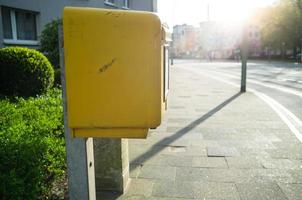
[
  {"xmin": 40, "ymin": 19, "xmax": 60, "ymax": 69},
  {"xmin": 54, "ymin": 68, "xmax": 62, "ymax": 87},
  {"xmin": 0, "ymin": 88, "xmax": 66, "ymax": 199},
  {"xmin": 0, "ymin": 47, "xmax": 54, "ymax": 97}
]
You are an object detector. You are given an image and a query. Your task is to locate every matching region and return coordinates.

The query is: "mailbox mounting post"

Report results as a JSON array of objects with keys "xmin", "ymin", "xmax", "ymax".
[{"xmin": 59, "ymin": 24, "xmax": 96, "ymax": 200}]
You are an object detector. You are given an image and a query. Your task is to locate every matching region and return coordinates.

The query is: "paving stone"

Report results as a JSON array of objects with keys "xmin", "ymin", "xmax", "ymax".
[
  {"xmin": 226, "ymin": 157, "xmax": 263, "ymax": 169},
  {"xmin": 266, "ymin": 148, "xmax": 302, "ymax": 160},
  {"xmin": 169, "ymin": 106, "xmax": 186, "ymax": 109},
  {"xmin": 162, "ymin": 145, "xmax": 207, "ymax": 157},
  {"xmin": 283, "ymin": 170, "xmax": 302, "ymax": 184},
  {"xmin": 175, "ymin": 167, "xmax": 204, "ymax": 182},
  {"xmin": 161, "ymin": 155, "xmax": 193, "ymax": 167},
  {"xmin": 117, "ymin": 195, "xmax": 147, "ymax": 200},
  {"xmin": 237, "ymin": 148, "xmax": 271, "ymax": 159},
  {"xmin": 138, "ymin": 165, "xmax": 176, "ymax": 180},
  {"xmin": 153, "ymin": 137, "xmax": 190, "ymax": 147},
  {"xmin": 167, "ymin": 118, "xmax": 194, "ymax": 123},
  {"xmin": 125, "ymin": 179, "xmax": 154, "ymax": 197},
  {"xmin": 278, "ymin": 183, "xmax": 302, "ymax": 200},
  {"xmin": 192, "ymin": 157, "xmax": 228, "ymax": 168},
  {"xmin": 199, "ymin": 169, "xmax": 240, "ymax": 183},
  {"xmin": 190, "ymin": 139, "xmax": 219, "ymax": 147},
  {"xmin": 152, "ymin": 180, "xmax": 197, "ymax": 199},
  {"xmin": 236, "ymin": 181, "xmax": 288, "ymax": 200},
  {"xmin": 207, "ymin": 146, "xmax": 240, "ymax": 157},
  {"xmin": 130, "ymin": 155, "xmax": 163, "ymax": 166},
  {"xmin": 167, "ymin": 145, "xmax": 187, "ymax": 153},
  {"xmin": 195, "ymin": 182, "xmax": 241, "ymax": 200},
  {"xmin": 130, "ymin": 164, "xmax": 142, "ymax": 178},
  {"xmin": 262, "ymin": 159, "xmax": 302, "ymax": 170},
  {"xmin": 148, "ymin": 197, "xmax": 193, "ymax": 200}
]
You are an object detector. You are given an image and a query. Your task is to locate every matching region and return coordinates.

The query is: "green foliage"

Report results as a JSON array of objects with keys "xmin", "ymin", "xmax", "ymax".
[
  {"xmin": 253, "ymin": 0, "xmax": 302, "ymax": 52},
  {"xmin": 0, "ymin": 47, "xmax": 54, "ymax": 97},
  {"xmin": 39, "ymin": 19, "xmax": 61, "ymax": 69},
  {"xmin": 0, "ymin": 88, "xmax": 65, "ymax": 199},
  {"xmin": 54, "ymin": 68, "xmax": 62, "ymax": 87}
]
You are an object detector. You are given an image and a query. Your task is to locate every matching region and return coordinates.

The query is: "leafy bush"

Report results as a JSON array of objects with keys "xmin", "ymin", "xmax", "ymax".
[
  {"xmin": 0, "ymin": 88, "xmax": 66, "ymax": 199},
  {"xmin": 54, "ymin": 68, "xmax": 62, "ymax": 87},
  {"xmin": 40, "ymin": 19, "xmax": 60, "ymax": 69},
  {"xmin": 0, "ymin": 47, "xmax": 54, "ymax": 97}
]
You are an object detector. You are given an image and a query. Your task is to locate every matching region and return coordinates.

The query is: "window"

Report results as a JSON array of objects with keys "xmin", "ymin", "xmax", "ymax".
[
  {"xmin": 123, "ymin": 0, "xmax": 130, "ymax": 8},
  {"xmin": 105, "ymin": 0, "xmax": 115, "ymax": 5},
  {"xmin": 1, "ymin": 7, "xmax": 38, "ymax": 45}
]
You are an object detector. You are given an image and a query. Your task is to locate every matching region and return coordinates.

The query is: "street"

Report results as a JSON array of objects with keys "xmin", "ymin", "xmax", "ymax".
[{"xmin": 174, "ymin": 59, "xmax": 302, "ymax": 142}]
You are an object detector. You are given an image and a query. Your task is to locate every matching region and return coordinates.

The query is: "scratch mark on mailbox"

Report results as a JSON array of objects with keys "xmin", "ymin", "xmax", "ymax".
[{"xmin": 98, "ymin": 58, "xmax": 116, "ymax": 73}]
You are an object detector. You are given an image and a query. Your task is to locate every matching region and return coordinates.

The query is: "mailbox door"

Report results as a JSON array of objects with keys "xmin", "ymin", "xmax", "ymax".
[{"xmin": 63, "ymin": 7, "xmax": 162, "ymax": 138}]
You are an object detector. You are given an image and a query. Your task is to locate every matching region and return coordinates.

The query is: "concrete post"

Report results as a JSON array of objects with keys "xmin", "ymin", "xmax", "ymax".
[
  {"xmin": 94, "ymin": 138, "xmax": 130, "ymax": 195},
  {"xmin": 59, "ymin": 25, "xmax": 96, "ymax": 200}
]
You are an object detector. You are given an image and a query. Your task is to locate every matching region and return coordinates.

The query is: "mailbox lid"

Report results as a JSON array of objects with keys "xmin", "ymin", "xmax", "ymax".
[{"xmin": 63, "ymin": 7, "xmax": 162, "ymax": 129}]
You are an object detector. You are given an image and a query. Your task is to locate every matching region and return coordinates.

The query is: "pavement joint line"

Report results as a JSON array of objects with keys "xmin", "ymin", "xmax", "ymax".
[
  {"xmin": 176, "ymin": 65, "xmax": 302, "ymax": 144},
  {"xmin": 199, "ymin": 68, "xmax": 302, "ymax": 98}
]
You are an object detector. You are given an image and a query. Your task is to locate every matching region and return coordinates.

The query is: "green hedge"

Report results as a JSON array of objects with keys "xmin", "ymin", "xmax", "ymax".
[
  {"xmin": 40, "ymin": 19, "xmax": 60, "ymax": 69},
  {"xmin": 0, "ymin": 88, "xmax": 66, "ymax": 199},
  {"xmin": 0, "ymin": 47, "xmax": 54, "ymax": 97}
]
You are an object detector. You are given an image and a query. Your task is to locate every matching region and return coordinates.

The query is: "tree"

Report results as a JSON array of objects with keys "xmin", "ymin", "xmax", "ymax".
[
  {"xmin": 39, "ymin": 19, "xmax": 61, "ymax": 69},
  {"xmin": 253, "ymin": 0, "xmax": 302, "ymax": 59}
]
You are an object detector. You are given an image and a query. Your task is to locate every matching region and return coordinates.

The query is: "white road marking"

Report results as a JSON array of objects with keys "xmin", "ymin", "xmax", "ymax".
[
  {"xmin": 176, "ymin": 65, "xmax": 302, "ymax": 143},
  {"xmin": 254, "ymin": 92, "xmax": 302, "ymax": 143},
  {"xmin": 202, "ymin": 69, "xmax": 302, "ymax": 98}
]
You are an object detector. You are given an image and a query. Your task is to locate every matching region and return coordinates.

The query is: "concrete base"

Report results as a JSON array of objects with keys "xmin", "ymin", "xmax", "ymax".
[{"xmin": 94, "ymin": 138, "xmax": 130, "ymax": 194}]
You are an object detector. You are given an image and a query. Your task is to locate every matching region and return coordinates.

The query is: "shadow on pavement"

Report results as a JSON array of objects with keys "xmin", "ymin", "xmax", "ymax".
[
  {"xmin": 97, "ymin": 92, "xmax": 243, "ymax": 199},
  {"xmin": 130, "ymin": 91, "xmax": 243, "ymax": 171}
]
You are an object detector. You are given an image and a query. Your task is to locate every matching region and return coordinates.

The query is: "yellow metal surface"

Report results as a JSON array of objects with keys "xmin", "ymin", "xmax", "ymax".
[
  {"xmin": 63, "ymin": 7, "xmax": 163, "ymax": 138},
  {"xmin": 73, "ymin": 128, "xmax": 148, "ymax": 138}
]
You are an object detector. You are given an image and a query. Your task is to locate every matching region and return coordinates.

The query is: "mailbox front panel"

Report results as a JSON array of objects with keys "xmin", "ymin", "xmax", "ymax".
[{"xmin": 63, "ymin": 7, "xmax": 162, "ymax": 137}]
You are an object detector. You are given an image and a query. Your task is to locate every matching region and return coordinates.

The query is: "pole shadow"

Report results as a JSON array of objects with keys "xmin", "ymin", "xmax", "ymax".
[{"xmin": 130, "ymin": 91, "xmax": 243, "ymax": 170}]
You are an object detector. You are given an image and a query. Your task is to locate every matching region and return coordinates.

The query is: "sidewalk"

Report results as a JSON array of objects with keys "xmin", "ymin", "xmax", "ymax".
[{"xmin": 103, "ymin": 64, "xmax": 302, "ymax": 200}]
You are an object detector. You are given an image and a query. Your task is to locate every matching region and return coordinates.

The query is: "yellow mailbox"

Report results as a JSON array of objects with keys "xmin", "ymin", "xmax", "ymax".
[{"xmin": 63, "ymin": 7, "xmax": 164, "ymax": 138}]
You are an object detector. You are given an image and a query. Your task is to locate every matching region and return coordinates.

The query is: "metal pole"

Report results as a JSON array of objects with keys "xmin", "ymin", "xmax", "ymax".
[
  {"xmin": 268, "ymin": 45, "xmax": 271, "ymax": 63},
  {"xmin": 282, "ymin": 42, "xmax": 285, "ymax": 61},
  {"xmin": 59, "ymin": 24, "xmax": 96, "ymax": 200},
  {"xmin": 300, "ymin": 39, "xmax": 302, "ymax": 63},
  {"xmin": 241, "ymin": 27, "xmax": 248, "ymax": 93}
]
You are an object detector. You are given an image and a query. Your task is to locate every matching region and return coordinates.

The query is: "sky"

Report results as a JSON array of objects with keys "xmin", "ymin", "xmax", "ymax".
[{"xmin": 157, "ymin": 0, "xmax": 277, "ymax": 28}]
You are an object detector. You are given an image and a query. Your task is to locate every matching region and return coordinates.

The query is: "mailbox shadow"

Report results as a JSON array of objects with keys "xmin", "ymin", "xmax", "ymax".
[
  {"xmin": 130, "ymin": 91, "xmax": 242, "ymax": 170},
  {"xmin": 98, "ymin": 92, "xmax": 242, "ymax": 199}
]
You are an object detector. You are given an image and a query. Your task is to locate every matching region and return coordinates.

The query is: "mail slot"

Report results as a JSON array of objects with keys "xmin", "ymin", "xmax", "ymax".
[{"xmin": 63, "ymin": 7, "xmax": 165, "ymax": 138}]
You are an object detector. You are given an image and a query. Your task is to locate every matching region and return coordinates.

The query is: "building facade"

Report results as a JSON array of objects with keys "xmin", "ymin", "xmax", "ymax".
[
  {"xmin": 172, "ymin": 24, "xmax": 198, "ymax": 58},
  {"xmin": 0, "ymin": 0, "xmax": 157, "ymax": 47},
  {"xmin": 172, "ymin": 20, "xmax": 263, "ymax": 60},
  {"xmin": 247, "ymin": 24, "xmax": 261, "ymax": 58}
]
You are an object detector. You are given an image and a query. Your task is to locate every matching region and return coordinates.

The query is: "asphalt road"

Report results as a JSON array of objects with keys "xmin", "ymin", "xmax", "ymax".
[{"xmin": 173, "ymin": 59, "xmax": 302, "ymax": 134}]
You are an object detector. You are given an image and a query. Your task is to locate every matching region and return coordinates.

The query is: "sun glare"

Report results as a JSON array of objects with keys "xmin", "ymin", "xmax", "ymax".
[
  {"xmin": 158, "ymin": 0, "xmax": 275, "ymax": 27},
  {"xmin": 210, "ymin": 1, "xmax": 254, "ymax": 23}
]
